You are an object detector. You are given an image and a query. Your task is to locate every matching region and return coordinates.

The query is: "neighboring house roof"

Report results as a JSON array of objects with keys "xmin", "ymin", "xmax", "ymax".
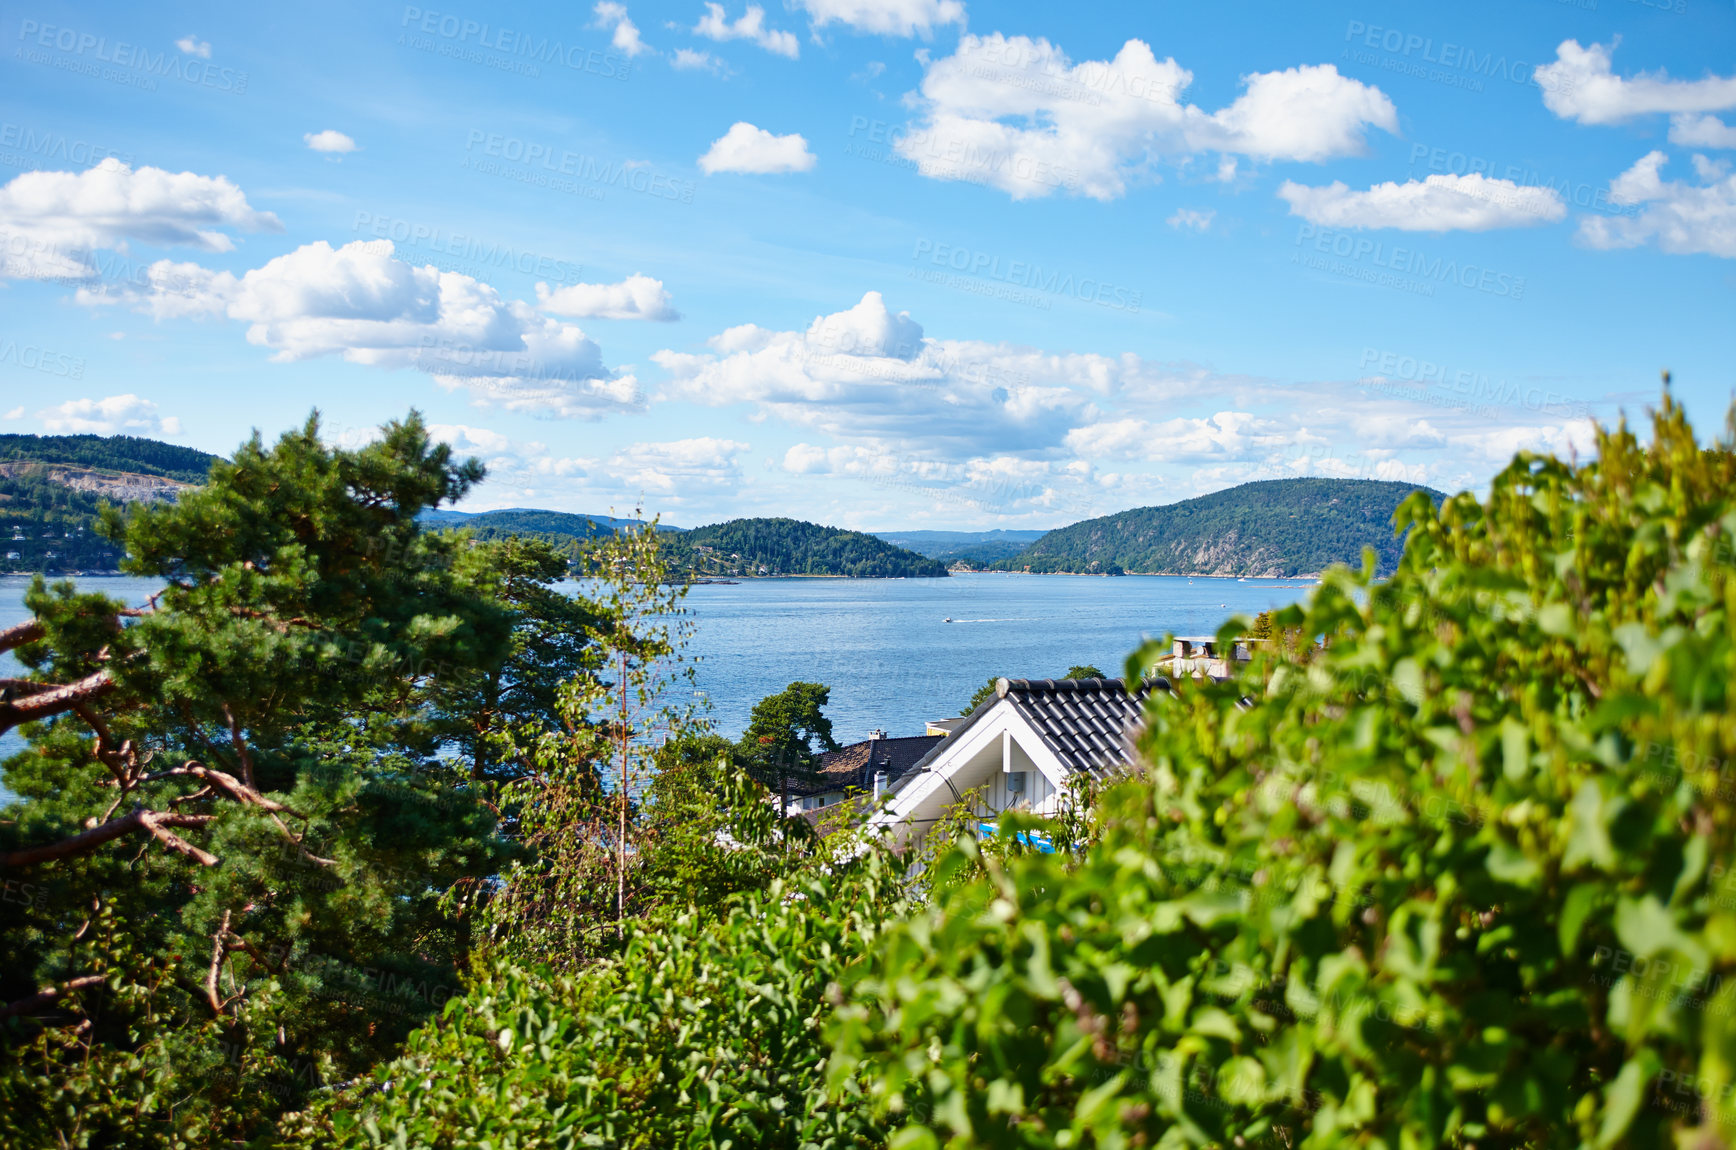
[
  {"xmin": 997, "ymin": 677, "xmax": 1154, "ymax": 777},
  {"xmin": 891, "ymin": 676, "xmax": 1158, "ymax": 802},
  {"xmin": 791, "ymin": 734, "xmax": 944, "ymax": 798}
]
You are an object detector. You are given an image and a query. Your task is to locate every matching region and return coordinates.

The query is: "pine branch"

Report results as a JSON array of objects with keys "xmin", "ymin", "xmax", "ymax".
[
  {"xmin": 0, "ymin": 669, "xmax": 116, "ymax": 736},
  {"xmin": 0, "ymin": 618, "xmax": 45, "ymax": 655},
  {"xmin": 0, "ymin": 809, "xmax": 218, "ymax": 868}
]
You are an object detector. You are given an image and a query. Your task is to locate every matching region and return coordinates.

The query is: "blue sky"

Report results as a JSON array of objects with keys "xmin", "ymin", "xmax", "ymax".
[{"xmin": 1, "ymin": 0, "xmax": 1732, "ymax": 529}]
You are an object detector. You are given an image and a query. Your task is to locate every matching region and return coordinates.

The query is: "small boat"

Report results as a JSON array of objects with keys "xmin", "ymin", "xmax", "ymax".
[{"xmin": 943, "ymin": 616, "xmax": 953, "ymax": 622}]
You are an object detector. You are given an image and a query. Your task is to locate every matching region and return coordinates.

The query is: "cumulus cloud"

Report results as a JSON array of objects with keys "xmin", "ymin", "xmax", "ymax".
[
  {"xmin": 592, "ymin": 2, "xmax": 648, "ymax": 57},
  {"xmin": 1536, "ymin": 41, "xmax": 1736, "ymax": 125},
  {"xmin": 175, "ymin": 35, "xmax": 211, "ymax": 58},
  {"xmin": 93, "ymin": 240, "xmax": 645, "ymax": 418},
  {"xmin": 536, "ymin": 274, "xmax": 679, "ymax": 321},
  {"xmin": 0, "ymin": 159, "xmax": 282, "ymax": 280},
  {"xmin": 1577, "ymin": 151, "xmax": 1736, "ymax": 257},
  {"xmin": 894, "ymin": 35, "xmax": 1396, "ymax": 200},
  {"xmin": 38, "ymin": 394, "xmax": 180, "ymax": 436},
  {"xmin": 698, "ymin": 122, "xmax": 816, "ymax": 174},
  {"xmin": 304, "ymin": 130, "xmax": 358, "ymax": 154},
  {"xmin": 1167, "ymin": 208, "xmax": 1214, "ymax": 231},
  {"xmin": 1064, "ymin": 412, "xmax": 1297, "ymax": 463},
  {"xmin": 654, "ymin": 290, "xmax": 1130, "ymax": 459},
  {"xmin": 608, "ymin": 437, "xmax": 751, "ymax": 494},
  {"xmin": 693, "ymin": 3, "xmax": 799, "ymax": 58},
  {"xmin": 793, "ymin": 0, "xmax": 964, "ymax": 38},
  {"xmin": 1278, "ymin": 173, "xmax": 1567, "ymax": 231},
  {"xmin": 1670, "ymin": 114, "xmax": 1736, "ymax": 149},
  {"xmin": 672, "ymin": 47, "xmax": 727, "ymax": 73}
]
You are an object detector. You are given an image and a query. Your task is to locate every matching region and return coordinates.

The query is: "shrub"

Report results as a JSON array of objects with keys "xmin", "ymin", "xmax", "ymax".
[{"xmin": 830, "ymin": 395, "xmax": 1736, "ymax": 1148}]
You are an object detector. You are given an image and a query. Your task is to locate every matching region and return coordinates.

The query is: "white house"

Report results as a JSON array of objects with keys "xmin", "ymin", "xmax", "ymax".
[{"xmin": 867, "ymin": 676, "xmax": 1155, "ymax": 853}]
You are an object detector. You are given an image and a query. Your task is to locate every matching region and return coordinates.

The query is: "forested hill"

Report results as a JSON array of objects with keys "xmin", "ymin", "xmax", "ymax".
[
  {"xmin": 0, "ymin": 433, "xmax": 218, "ymax": 482},
  {"xmin": 996, "ymin": 478, "xmax": 1442, "ymax": 577},
  {"xmin": 675, "ymin": 518, "xmax": 948, "ymax": 578},
  {"xmin": 1, "ymin": 434, "xmax": 222, "ymax": 574}
]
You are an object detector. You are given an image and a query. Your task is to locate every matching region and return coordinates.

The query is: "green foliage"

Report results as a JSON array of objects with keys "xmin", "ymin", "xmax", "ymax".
[
  {"xmin": 282, "ymin": 779, "xmax": 896, "ymax": 1150},
  {"xmin": 674, "ymin": 517, "xmax": 950, "ymax": 578},
  {"xmin": 0, "ymin": 413, "xmax": 518, "ymax": 1147},
  {"xmin": 428, "ymin": 534, "xmax": 598, "ymax": 783},
  {"xmin": 738, "ymin": 680, "xmax": 841, "ymax": 797},
  {"xmin": 0, "ymin": 471, "xmax": 124, "ymax": 572},
  {"xmin": 997, "ymin": 477, "xmax": 1441, "ymax": 577},
  {"xmin": 830, "ymin": 395, "xmax": 1736, "ymax": 1147},
  {"xmin": 0, "ymin": 433, "xmax": 219, "ymax": 483},
  {"xmin": 481, "ymin": 517, "xmax": 697, "ymax": 969}
]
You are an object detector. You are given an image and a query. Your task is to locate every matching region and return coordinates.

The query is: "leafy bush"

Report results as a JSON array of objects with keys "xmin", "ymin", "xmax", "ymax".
[
  {"xmin": 282, "ymin": 810, "xmax": 906, "ymax": 1149},
  {"xmin": 830, "ymin": 396, "xmax": 1736, "ymax": 1147}
]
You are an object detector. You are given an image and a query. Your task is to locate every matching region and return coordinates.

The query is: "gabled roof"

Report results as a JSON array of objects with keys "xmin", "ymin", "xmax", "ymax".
[
  {"xmin": 995, "ymin": 677, "xmax": 1155, "ymax": 777},
  {"xmin": 896, "ymin": 677, "xmax": 1159, "ymax": 794},
  {"xmin": 793, "ymin": 734, "xmax": 944, "ymax": 797}
]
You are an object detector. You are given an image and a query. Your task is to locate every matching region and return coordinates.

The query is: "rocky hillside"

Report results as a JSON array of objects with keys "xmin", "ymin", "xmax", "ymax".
[{"xmin": 996, "ymin": 478, "xmax": 1442, "ymax": 577}]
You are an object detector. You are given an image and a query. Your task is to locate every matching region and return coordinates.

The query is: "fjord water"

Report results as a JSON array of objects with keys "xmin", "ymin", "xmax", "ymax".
[{"xmin": 1, "ymin": 573, "xmax": 1309, "ymax": 763}]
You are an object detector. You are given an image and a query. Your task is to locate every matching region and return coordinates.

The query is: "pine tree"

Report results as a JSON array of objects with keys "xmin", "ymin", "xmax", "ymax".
[{"xmin": 0, "ymin": 413, "xmax": 519, "ymax": 1146}]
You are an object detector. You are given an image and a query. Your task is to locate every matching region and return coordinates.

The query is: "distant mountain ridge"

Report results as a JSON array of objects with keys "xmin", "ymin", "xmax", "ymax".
[
  {"xmin": 995, "ymin": 478, "xmax": 1441, "ymax": 577},
  {"xmin": 871, "ymin": 529, "xmax": 1047, "ymax": 566},
  {"xmin": 675, "ymin": 518, "xmax": 947, "ymax": 578},
  {"xmin": 0, "ymin": 434, "xmax": 218, "ymax": 483}
]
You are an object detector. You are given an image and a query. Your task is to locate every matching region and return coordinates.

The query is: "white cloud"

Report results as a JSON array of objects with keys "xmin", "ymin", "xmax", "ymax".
[
  {"xmin": 672, "ymin": 47, "xmax": 727, "ymax": 73},
  {"xmin": 1670, "ymin": 114, "xmax": 1736, "ymax": 150},
  {"xmin": 608, "ymin": 437, "xmax": 751, "ymax": 494},
  {"xmin": 38, "ymin": 394, "xmax": 180, "ymax": 436},
  {"xmin": 175, "ymin": 35, "xmax": 211, "ymax": 58},
  {"xmin": 1167, "ymin": 208, "xmax": 1214, "ymax": 231},
  {"xmin": 895, "ymin": 35, "xmax": 1396, "ymax": 200},
  {"xmin": 693, "ymin": 3, "xmax": 799, "ymax": 58},
  {"xmin": 793, "ymin": 0, "xmax": 964, "ymax": 38},
  {"xmin": 3, "ymin": 406, "xmax": 25, "ymax": 420},
  {"xmin": 654, "ymin": 290, "xmax": 1122, "ymax": 459},
  {"xmin": 1064, "ymin": 412, "xmax": 1296, "ymax": 463},
  {"xmin": 94, "ymin": 240, "xmax": 645, "ymax": 418},
  {"xmin": 304, "ymin": 130, "xmax": 358, "ymax": 154},
  {"xmin": 0, "ymin": 159, "xmax": 282, "ymax": 281},
  {"xmin": 1577, "ymin": 151, "xmax": 1736, "ymax": 257},
  {"xmin": 1536, "ymin": 40, "xmax": 1736, "ymax": 125},
  {"xmin": 1277, "ymin": 173, "xmax": 1567, "ymax": 231},
  {"xmin": 698, "ymin": 122, "xmax": 816, "ymax": 174},
  {"xmin": 536, "ymin": 274, "xmax": 679, "ymax": 321},
  {"xmin": 426, "ymin": 423, "xmax": 520, "ymax": 458},
  {"xmin": 592, "ymin": 2, "xmax": 648, "ymax": 57}
]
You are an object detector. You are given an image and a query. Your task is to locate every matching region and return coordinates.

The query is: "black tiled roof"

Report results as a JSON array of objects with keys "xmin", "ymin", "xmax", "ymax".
[
  {"xmin": 790, "ymin": 734, "xmax": 944, "ymax": 797},
  {"xmin": 892, "ymin": 678, "xmax": 1160, "ymax": 795},
  {"xmin": 998, "ymin": 678, "xmax": 1155, "ymax": 777}
]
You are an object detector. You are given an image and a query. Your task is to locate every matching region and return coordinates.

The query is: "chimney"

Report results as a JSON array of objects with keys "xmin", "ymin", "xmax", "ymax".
[{"xmin": 873, "ymin": 770, "xmax": 887, "ymax": 799}]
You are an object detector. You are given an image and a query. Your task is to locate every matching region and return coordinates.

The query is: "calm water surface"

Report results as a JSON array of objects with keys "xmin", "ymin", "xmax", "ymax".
[{"xmin": 1, "ymin": 573, "xmax": 1312, "ymax": 764}]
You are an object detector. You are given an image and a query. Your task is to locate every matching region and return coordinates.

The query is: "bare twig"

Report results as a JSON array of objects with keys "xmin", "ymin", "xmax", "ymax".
[
  {"xmin": 222, "ymin": 705, "xmax": 256, "ymax": 790},
  {"xmin": 205, "ymin": 910, "xmax": 232, "ymax": 1015}
]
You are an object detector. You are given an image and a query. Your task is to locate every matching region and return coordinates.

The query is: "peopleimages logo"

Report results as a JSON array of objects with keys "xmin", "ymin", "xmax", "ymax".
[
  {"xmin": 0, "ymin": 121, "xmax": 133, "ymax": 170},
  {"xmin": 398, "ymin": 7, "xmax": 630, "ymax": 80},
  {"xmin": 1292, "ymin": 224, "xmax": 1526, "ymax": 299},
  {"xmin": 352, "ymin": 211, "xmax": 586, "ymax": 285},
  {"xmin": 910, "ymin": 239, "xmax": 1142, "ymax": 312},
  {"xmin": 16, "ymin": 20, "xmax": 249, "ymax": 93}
]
